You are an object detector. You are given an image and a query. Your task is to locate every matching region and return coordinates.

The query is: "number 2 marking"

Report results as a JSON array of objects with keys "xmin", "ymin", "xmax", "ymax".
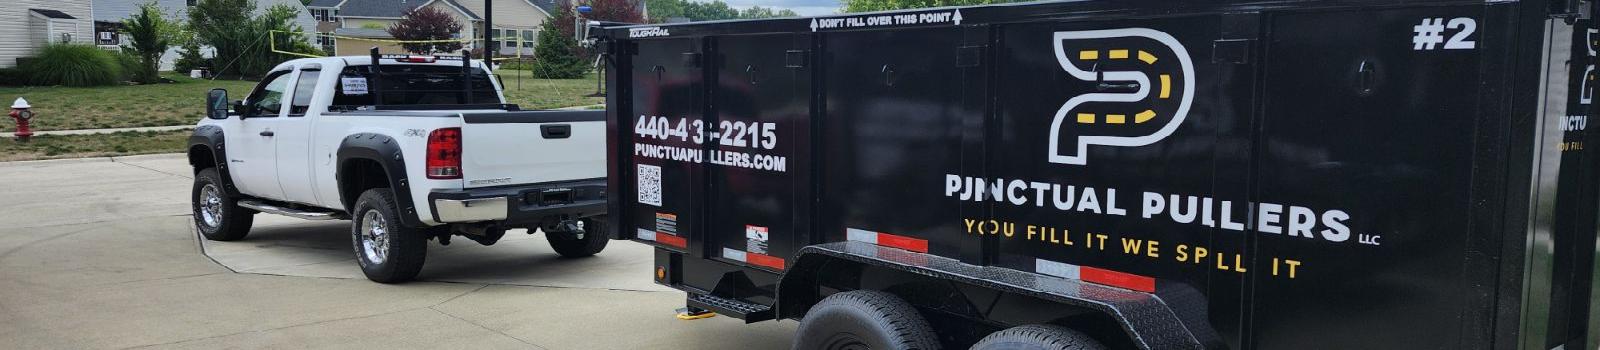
[{"xmin": 1444, "ymin": 17, "xmax": 1476, "ymax": 50}]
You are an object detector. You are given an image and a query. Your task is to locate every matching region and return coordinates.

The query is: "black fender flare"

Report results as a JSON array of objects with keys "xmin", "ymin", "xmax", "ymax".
[
  {"xmin": 187, "ymin": 125, "xmax": 239, "ymax": 196},
  {"xmin": 336, "ymin": 133, "xmax": 425, "ymax": 227},
  {"xmin": 775, "ymin": 242, "xmax": 1213, "ymax": 350}
]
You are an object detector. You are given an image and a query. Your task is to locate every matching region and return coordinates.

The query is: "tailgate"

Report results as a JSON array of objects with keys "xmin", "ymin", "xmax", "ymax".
[{"xmin": 459, "ymin": 110, "xmax": 606, "ymax": 188}]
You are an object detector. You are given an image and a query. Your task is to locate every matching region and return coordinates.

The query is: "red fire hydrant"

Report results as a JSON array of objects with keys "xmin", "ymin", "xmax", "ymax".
[{"xmin": 9, "ymin": 97, "xmax": 34, "ymax": 142}]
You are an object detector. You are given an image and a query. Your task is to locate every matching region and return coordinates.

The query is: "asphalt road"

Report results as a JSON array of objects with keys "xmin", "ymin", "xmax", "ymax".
[{"xmin": 0, "ymin": 154, "xmax": 796, "ymax": 349}]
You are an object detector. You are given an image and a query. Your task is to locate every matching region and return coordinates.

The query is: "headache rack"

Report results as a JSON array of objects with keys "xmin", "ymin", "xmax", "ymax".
[{"xmin": 341, "ymin": 47, "xmax": 518, "ymax": 112}]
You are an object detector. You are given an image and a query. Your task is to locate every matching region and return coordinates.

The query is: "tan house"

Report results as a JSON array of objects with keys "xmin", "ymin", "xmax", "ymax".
[{"xmin": 306, "ymin": 0, "xmax": 559, "ymax": 57}]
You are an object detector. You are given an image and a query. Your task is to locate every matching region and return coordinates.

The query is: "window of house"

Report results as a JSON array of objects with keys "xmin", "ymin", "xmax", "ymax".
[{"xmin": 521, "ymin": 29, "xmax": 535, "ymax": 45}]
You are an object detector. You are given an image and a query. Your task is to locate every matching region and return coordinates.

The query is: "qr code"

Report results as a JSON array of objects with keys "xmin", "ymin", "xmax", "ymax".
[{"xmin": 637, "ymin": 164, "xmax": 662, "ymax": 206}]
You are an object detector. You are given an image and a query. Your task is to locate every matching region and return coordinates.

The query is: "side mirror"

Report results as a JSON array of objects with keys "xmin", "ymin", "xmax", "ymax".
[
  {"xmin": 205, "ymin": 89, "xmax": 229, "ymax": 120},
  {"xmin": 231, "ymin": 100, "xmax": 253, "ymax": 118}
]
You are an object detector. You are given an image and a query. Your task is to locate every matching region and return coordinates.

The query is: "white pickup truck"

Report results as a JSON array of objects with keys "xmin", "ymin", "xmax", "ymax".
[{"xmin": 187, "ymin": 53, "xmax": 608, "ymax": 283}]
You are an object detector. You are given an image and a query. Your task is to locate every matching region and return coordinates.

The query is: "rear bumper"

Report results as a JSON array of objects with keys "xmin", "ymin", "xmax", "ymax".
[{"xmin": 428, "ymin": 177, "xmax": 606, "ymax": 226}]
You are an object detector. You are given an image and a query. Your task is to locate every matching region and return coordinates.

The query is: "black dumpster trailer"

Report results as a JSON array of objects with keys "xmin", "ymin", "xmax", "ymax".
[{"xmin": 598, "ymin": 0, "xmax": 1600, "ymax": 348}]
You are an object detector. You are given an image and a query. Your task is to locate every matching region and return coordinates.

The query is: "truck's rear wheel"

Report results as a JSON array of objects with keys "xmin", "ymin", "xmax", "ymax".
[
  {"xmin": 351, "ymin": 188, "xmax": 427, "ymax": 283},
  {"xmin": 971, "ymin": 324, "xmax": 1107, "ymax": 350},
  {"xmin": 793, "ymin": 290, "xmax": 941, "ymax": 350},
  {"xmin": 192, "ymin": 168, "xmax": 253, "ymax": 241},
  {"xmin": 546, "ymin": 217, "xmax": 609, "ymax": 258}
]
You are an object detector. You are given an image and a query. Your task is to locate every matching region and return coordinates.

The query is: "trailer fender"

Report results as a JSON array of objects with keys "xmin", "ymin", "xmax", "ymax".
[
  {"xmin": 776, "ymin": 241, "xmax": 1209, "ymax": 350},
  {"xmin": 337, "ymin": 133, "xmax": 424, "ymax": 227}
]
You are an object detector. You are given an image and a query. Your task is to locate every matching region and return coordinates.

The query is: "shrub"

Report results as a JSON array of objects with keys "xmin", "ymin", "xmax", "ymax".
[
  {"xmin": 173, "ymin": 40, "xmax": 211, "ymax": 73},
  {"xmin": 20, "ymin": 44, "xmax": 123, "ymax": 86},
  {"xmin": 530, "ymin": 2, "xmax": 589, "ymax": 79},
  {"xmin": 173, "ymin": 41, "xmax": 211, "ymax": 74},
  {"xmin": 0, "ymin": 68, "xmax": 23, "ymax": 86},
  {"xmin": 115, "ymin": 50, "xmax": 144, "ymax": 81}
]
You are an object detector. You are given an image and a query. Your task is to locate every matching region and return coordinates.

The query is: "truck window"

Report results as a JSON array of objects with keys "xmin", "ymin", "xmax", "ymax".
[
  {"xmin": 246, "ymin": 71, "xmax": 293, "ymax": 117},
  {"xmin": 330, "ymin": 64, "xmax": 499, "ymax": 108},
  {"xmin": 289, "ymin": 70, "xmax": 320, "ymax": 116}
]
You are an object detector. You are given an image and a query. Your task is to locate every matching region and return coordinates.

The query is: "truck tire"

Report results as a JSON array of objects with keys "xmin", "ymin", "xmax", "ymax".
[
  {"xmin": 192, "ymin": 168, "xmax": 253, "ymax": 241},
  {"xmin": 546, "ymin": 217, "xmax": 609, "ymax": 258},
  {"xmin": 351, "ymin": 188, "xmax": 427, "ymax": 283},
  {"xmin": 793, "ymin": 290, "xmax": 941, "ymax": 350},
  {"xmin": 971, "ymin": 324, "xmax": 1107, "ymax": 350}
]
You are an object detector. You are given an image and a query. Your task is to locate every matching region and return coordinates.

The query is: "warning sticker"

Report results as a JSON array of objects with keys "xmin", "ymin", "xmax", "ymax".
[
  {"xmin": 655, "ymin": 212, "xmax": 679, "ymax": 236},
  {"xmin": 745, "ymin": 225, "xmax": 769, "ymax": 255}
]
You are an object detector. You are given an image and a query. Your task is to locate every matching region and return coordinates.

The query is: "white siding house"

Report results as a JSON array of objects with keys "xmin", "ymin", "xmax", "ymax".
[
  {"xmin": 90, "ymin": 0, "xmax": 316, "ymax": 70},
  {"xmin": 1, "ymin": 1, "xmax": 96, "ymax": 68}
]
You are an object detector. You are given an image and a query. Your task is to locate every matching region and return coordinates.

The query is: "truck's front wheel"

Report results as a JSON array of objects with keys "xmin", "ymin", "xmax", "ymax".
[
  {"xmin": 546, "ymin": 217, "xmax": 609, "ymax": 258},
  {"xmin": 793, "ymin": 290, "xmax": 941, "ymax": 350},
  {"xmin": 351, "ymin": 188, "xmax": 427, "ymax": 283},
  {"xmin": 192, "ymin": 168, "xmax": 253, "ymax": 241}
]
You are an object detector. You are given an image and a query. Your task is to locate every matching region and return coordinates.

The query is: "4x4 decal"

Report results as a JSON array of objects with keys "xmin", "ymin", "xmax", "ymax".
[{"xmin": 1048, "ymin": 28, "xmax": 1195, "ymax": 165}]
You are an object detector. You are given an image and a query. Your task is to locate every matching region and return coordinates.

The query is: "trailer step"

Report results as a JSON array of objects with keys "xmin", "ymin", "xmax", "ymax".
[{"xmin": 686, "ymin": 293, "xmax": 774, "ymax": 323}]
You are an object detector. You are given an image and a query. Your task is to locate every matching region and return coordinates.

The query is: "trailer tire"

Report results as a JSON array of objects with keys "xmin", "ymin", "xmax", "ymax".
[
  {"xmin": 547, "ymin": 218, "xmax": 609, "ymax": 258},
  {"xmin": 793, "ymin": 290, "xmax": 941, "ymax": 350},
  {"xmin": 351, "ymin": 188, "xmax": 427, "ymax": 283},
  {"xmin": 192, "ymin": 168, "xmax": 253, "ymax": 241},
  {"xmin": 971, "ymin": 324, "xmax": 1107, "ymax": 350}
]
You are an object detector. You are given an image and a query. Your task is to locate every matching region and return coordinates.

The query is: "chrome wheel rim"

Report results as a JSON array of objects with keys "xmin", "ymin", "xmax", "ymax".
[
  {"xmin": 359, "ymin": 210, "xmax": 389, "ymax": 264},
  {"xmin": 198, "ymin": 184, "xmax": 223, "ymax": 228}
]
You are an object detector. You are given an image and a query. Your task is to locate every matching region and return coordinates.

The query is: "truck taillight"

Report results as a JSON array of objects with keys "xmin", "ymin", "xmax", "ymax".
[{"xmin": 426, "ymin": 128, "xmax": 462, "ymax": 179}]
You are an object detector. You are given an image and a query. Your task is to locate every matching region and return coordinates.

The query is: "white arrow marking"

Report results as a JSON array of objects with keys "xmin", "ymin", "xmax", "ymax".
[
  {"xmin": 953, "ymin": 10, "xmax": 962, "ymax": 25},
  {"xmin": 810, "ymin": 18, "xmax": 818, "ymax": 32}
]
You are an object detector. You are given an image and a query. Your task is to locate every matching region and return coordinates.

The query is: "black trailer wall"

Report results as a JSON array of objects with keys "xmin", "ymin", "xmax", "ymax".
[{"xmin": 604, "ymin": 1, "xmax": 1600, "ymax": 348}]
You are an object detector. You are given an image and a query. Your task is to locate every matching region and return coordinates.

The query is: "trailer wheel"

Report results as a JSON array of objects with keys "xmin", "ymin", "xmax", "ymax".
[
  {"xmin": 192, "ymin": 168, "xmax": 253, "ymax": 241},
  {"xmin": 547, "ymin": 217, "xmax": 609, "ymax": 258},
  {"xmin": 793, "ymin": 290, "xmax": 941, "ymax": 350},
  {"xmin": 971, "ymin": 324, "xmax": 1106, "ymax": 350},
  {"xmin": 351, "ymin": 188, "xmax": 427, "ymax": 283}
]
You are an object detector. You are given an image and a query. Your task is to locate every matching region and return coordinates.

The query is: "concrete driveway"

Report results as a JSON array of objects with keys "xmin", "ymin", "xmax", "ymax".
[{"xmin": 0, "ymin": 154, "xmax": 795, "ymax": 349}]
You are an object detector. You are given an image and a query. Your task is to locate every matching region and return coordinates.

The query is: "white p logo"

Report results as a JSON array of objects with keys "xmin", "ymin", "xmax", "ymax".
[{"xmin": 1048, "ymin": 28, "xmax": 1195, "ymax": 165}]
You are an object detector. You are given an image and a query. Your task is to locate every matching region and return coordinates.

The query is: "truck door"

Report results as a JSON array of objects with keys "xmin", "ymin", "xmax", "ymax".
[
  {"xmin": 705, "ymin": 33, "xmax": 811, "ymax": 272},
  {"xmin": 228, "ymin": 69, "xmax": 293, "ymax": 200},
  {"xmin": 274, "ymin": 64, "xmax": 323, "ymax": 205},
  {"xmin": 989, "ymin": 15, "xmax": 1254, "ymax": 348},
  {"xmin": 628, "ymin": 38, "xmax": 706, "ymax": 254}
]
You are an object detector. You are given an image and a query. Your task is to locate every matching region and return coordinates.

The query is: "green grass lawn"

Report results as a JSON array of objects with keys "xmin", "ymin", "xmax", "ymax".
[
  {"xmin": 0, "ymin": 130, "xmax": 190, "ymax": 162},
  {"xmin": 496, "ymin": 70, "xmax": 606, "ymax": 110},
  {"xmin": 0, "ymin": 74, "xmax": 258, "ymax": 132},
  {"xmin": 0, "ymin": 70, "xmax": 602, "ymax": 134}
]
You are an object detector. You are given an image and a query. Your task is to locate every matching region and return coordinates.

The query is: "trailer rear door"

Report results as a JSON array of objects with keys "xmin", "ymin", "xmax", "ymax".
[
  {"xmin": 629, "ymin": 38, "xmax": 706, "ymax": 254},
  {"xmin": 705, "ymin": 33, "xmax": 813, "ymax": 272}
]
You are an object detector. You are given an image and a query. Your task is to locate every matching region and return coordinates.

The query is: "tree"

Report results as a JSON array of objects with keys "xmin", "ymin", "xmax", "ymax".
[
  {"xmin": 121, "ymin": 1, "xmax": 174, "ymax": 83},
  {"xmin": 644, "ymin": 0, "xmax": 795, "ymax": 22},
  {"xmin": 388, "ymin": 6, "xmax": 463, "ymax": 54},
  {"xmin": 841, "ymin": 0, "xmax": 1020, "ymax": 13},
  {"xmin": 530, "ymin": 0, "xmax": 587, "ymax": 78},
  {"xmin": 583, "ymin": 0, "xmax": 645, "ymax": 23},
  {"xmin": 739, "ymin": 6, "xmax": 798, "ymax": 19},
  {"xmin": 190, "ymin": 0, "xmax": 314, "ymax": 77}
]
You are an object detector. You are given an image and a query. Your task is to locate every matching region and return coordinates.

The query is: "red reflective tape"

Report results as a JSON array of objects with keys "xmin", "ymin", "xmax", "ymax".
[
  {"xmin": 746, "ymin": 252, "xmax": 786, "ymax": 270},
  {"xmin": 1080, "ymin": 266, "xmax": 1156, "ymax": 293},
  {"xmin": 655, "ymin": 233, "xmax": 687, "ymax": 248},
  {"xmin": 876, "ymin": 232, "xmax": 929, "ymax": 253}
]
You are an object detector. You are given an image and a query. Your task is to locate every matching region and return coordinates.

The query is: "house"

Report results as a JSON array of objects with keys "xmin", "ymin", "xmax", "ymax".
[
  {"xmin": 306, "ymin": 0, "xmax": 559, "ymax": 57},
  {"xmin": 90, "ymin": 0, "xmax": 316, "ymax": 70},
  {"xmin": 1, "ymin": 1, "xmax": 96, "ymax": 68}
]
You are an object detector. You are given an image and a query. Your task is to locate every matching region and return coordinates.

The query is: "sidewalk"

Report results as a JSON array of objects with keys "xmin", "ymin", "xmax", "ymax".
[{"xmin": 0, "ymin": 125, "xmax": 194, "ymax": 138}]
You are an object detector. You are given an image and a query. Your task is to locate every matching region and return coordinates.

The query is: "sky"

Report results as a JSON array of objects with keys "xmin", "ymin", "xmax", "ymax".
[{"xmin": 718, "ymin": 0, "xmax": 843, "ymax": 16}]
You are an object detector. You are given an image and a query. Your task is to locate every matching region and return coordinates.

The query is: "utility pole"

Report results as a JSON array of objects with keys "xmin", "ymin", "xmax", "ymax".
[{"xmin": 483, "ymin": 0, "xmax": 494, "ymax": 64}]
